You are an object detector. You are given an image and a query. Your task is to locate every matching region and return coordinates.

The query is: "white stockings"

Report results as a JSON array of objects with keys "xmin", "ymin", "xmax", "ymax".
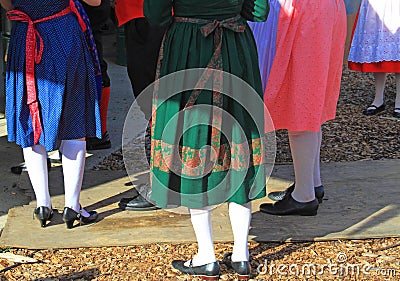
[
  {"xmin": 229, "ymin": 202, "xmax": 252, "ymax": 262},
  {"xmin": 372, "ymin": 72, "xmax": 387, "ymax": 107},
  {"xmin": 60, "ymin": 140, "xmax": 90, "ymax": 217},
  {"xmin": 373, "ymin": 72, "xmax": 400, "ymax": 110},
  {"xmin": 23, "ymin": 140, "xmax": 89, "ymax": 217},
  {"xmin": 395, "ymin": 74, "xmax": 400, "ymax": 110},
  {"xmin": 187, "ymin": 202, "xmax": 252, "ymax": 266},
  {"xmin": 23, "ymin": 145, "xmax": 51, "ymax": 208},
  {"xmin": 288, "ymin": 130, "xmax": 321, "ymax": 202},
  {"xmin": 186, "ymin": 206, "xmax": 216, "ymax": 266}
]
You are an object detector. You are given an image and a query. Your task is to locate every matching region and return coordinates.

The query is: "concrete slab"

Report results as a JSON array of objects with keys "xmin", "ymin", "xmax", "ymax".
[
  {"xmin": 0, "ymin": 131, "xmax": 29, "ymax": 231},
  {"xmin": 0, "ymin": 159, "xmax": 399, "ymax": 249}
]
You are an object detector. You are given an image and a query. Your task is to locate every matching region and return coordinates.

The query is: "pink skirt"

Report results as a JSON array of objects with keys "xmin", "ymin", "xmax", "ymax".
[{"xmin": 264, "ymin": 0, "xmax": 346, "ymax": 132}]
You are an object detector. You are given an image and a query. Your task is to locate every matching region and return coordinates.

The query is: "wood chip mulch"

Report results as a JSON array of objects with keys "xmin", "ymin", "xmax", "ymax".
[
  {"xmin": 1, "ymin": 239, "xmax": 399, "ymax": 280},
  {"xmin": 1, "ymin": 69, "xmax": 399, "ymax": 280}
]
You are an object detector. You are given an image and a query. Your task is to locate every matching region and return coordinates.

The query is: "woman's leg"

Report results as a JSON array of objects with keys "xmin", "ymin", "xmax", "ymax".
[
  {"xmin": 186, "ymin": 206, "xmax": 216, "ymax": 266},
  {"xmin": 288, "ymin": 130, "xmax": 319, "ymax": 202},
  {"xmin": 23, "ymin": 145, "xmax": 51, "ymax": 208},
  {"xmin": 372, "ymin": 72, "xmax": 387, "ymax": 107},
  {"xmin": 395, "ymin": 73, "xmax": 400, "ymax": 113},
  {"xmin": 228, "ymin": 202, "xmax": 252, "ymax": 262},
  {"xmin": 313, "ymin": 129, "xmax": 323, "ymax": 187},
  {"xmin": 60, "ymin": 139, "xmax": 91, "ymax": 217}
]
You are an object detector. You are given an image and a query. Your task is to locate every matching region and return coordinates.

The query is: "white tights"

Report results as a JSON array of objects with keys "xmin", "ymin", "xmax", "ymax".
[
  {"xmin": 288, "ymin": 129, "xmax": 322, "ymax": 203},
  {"xmin": 23, "ymin": 145, "xmax": 50, "ymax": 208},
  {"xmin": 23, "ymin": 140, "xmax": 90, "ymax": 217},
  {"xmin": 186, "ymin": 202, "xmax": 252, "ymax": 266},
  {"xmin": 373, "ymin": 73, "xmax": 400, "ymax": 110}
]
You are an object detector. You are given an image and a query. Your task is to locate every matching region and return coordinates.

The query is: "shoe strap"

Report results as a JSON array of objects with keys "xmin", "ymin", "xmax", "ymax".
[
  {"xmin": 78, "ymin": 208, "xmax": 83, "ymax": 225},
  {"xmin": 223, "ymin": 253, "xmax": 233, "ymax": 268},
  {"xmin": 186, "ymin": 259, "xmax": 197, "ymax": 275}
]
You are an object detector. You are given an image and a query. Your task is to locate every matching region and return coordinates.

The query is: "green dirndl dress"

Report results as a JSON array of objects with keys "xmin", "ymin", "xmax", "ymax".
[{"xmin": 144, "ymin": 0, "xmax": 270, "ymax": 208}]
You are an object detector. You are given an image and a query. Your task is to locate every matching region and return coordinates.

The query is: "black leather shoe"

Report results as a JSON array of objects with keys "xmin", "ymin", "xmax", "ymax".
[
  {"xmin": 118, "ymin": 194, "xmax": 160, "ymax": 211},
  {"xmin": 393, "ymin": 108, "xmax": 400, "ymax": 118},
  {"xmin": 222, "ymin": 253, "xmax": 250, "ymax": 280},
  {"xmin": 86, "ymin": 131, "xmax": 111, "ymax": 150},
  {"xmin": 172, "ymin": 260, "xmax": 220, "ymax": 280},
  {"xmin": 118, "ymin": 195, "xmax": 139, "ymax": 204},
  {"xmin": 11, "ymin": 158, "xmax": 51, "ymax": 175},
  {"xmin": 11, "ymin": 163, "xmax": 27, "ymax": 175},
  {"xmin": 62, "ymin": 207, "xmax": 98, "ymax": 229},
  {"xmin": 363, "ymin": 104, "xmax": 385, "ymax": 116},
  {"xmin": 260, "ymin": 194, "xmax": 319, "ymax": 216},
  {"xmin": 268, "ymin": 184, "xmax": 324, "ymax": 203},
  {"xmin": 314, "ymin": 185, "xmax": 324, "ymax": 203},
  {"xmin": 33, "ymin": 206, "xmax": 54, "ymax": 227}
]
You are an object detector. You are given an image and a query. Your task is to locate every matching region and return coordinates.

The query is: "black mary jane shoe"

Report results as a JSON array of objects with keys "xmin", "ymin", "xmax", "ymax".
[
  {"xmin": 260, "ymin": 194, "xmax": 319, "ymax": 216},
  {"xmin": 171, "ymin": 260, "xmax": 220, "ymax": 280},
  {"xmin": 268, "ymin": 184, "xmax": 325, "ymax": 203},
  {"xmin": 62, "ymin": 207, "xmax": 98, "ymax": 229},
  {"xmin": 393, "ymin": 108, "xmax": 400, "ymax": 118},
  {"xmin": 363, "ymin": 104, "xmax": 385, "ymax": 116},
  {"xmin": 33, "ymin": 206, "xmax": 54, "ymax": 227},
  {"xmin": 222, "ymin": 253, "xmax": 250, "ymax": 280}
]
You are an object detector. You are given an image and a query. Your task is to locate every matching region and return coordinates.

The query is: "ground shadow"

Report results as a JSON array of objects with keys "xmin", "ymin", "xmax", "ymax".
[{"xmin": 33, "ymin": 269, "xmax": 99, "ymax": 281}]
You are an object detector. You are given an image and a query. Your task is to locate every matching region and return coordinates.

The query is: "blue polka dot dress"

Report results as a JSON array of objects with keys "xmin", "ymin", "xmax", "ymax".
[{"xmin": 6, "ymin": 0, "xmax": 102, "ymax": 151}]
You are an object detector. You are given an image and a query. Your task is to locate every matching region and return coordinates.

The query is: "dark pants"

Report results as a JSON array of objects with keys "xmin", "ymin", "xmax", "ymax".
[
  {"xmin": 124, "ymin": 18, "xmax": 168, "ymax": 120},
  {"xmin": 92, "ymin": 28, "xmax": 111, "ymax": 87},
  {"xmin": 80, "ymin": 0, "xmax": 111, "ymax": 87}
]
